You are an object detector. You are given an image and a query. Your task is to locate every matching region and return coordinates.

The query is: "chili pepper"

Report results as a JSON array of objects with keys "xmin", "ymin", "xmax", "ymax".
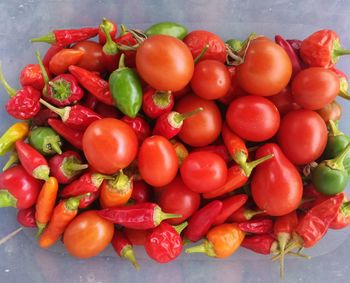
[
  {"xmin": 323, "ymin": 120, "xmax": 350, "ymax": 160},
  {"xmin": 142, "ymin": 87, "xmax": 174, "ymax": 119},
  {"xmin": 274, "ymin": 211, "xmax": 298, "ymax": 255},
  {"xmin": 145, "ymin": 222, "xmax": 188, "ymax": 263},
  {"xmin": 145, "ymin": 21, "xmax": 188, "ymax": 40},
  {"xmin": 153, "ymin": 108, "xmax": 203, "ymax": 139},
  {"xmin": 124, "ymin": 228, "xmax": 152, "ymax": 246},
  {"xmin": 39, "ymin": 98, "xmax": 101, "ymax": 130},
  {"xmin": 100, "ymin": 19, "xmax": 120, "ymax": 72},
  {"xmin": 98, "ymin": 202, "xmax": 181, "ymax": 229},
  {"xmin": 312, "ymin": 143, "xmax": 350, "ymax": 195},
  {"xmin": 0, "ymin": 122, "xmax": 29, "ymax": 156},
  {"xmin": 112, "ymin": 229, "xmax": 139, "ymax": 269},
  {"xmin": 28, "ymin": 127, "xmax": 62, "ymax": 156},
  {"xmin": 185, "ymin": 223, "xmax": 245, "ymax": 258},
  {"xmin": 184, "ymin": 200, "xmax": 223, "ymax": 242},
  {"xmin": 79, "ymin": 190, "xmax": 100, "ymax": 209},
  {"xmin": 31, "ymin": 27, "xmax": 99, "ymax": 46},
  {"xmin": 316, "ymin": 101, "xmax": 342, "ymax": 123},
  {"xmin": 131, "ymin": 181, "xmax": 152, "ymax": 204},
  {"xmin": 192, "ymin": 145, "xmax": 230, "ymax": 164},
  {"xmin": 42, "ymin": 45, "xmax": 64, "ymax": 67},
  {"xmin": 47, "ymin": 119, "xmax": 83, "ymax": 150},
  {"xmin": 49, "ymin": 151, "xmax": 88, "ymax": 184},
  {"xmin": 114, "ymin": 28, "xmax": 138, "ymax": 67},
  {"xmin": 121, "ymin": 116, "xmax": 151, "ymax": 144},
  {"xmin": 330, "ymin": 194, "xmax": 350, "ymax": 229},
  {"xmin": 98, "ymin": 17, "xmax": 118, "ymax": 44},
  {"xmin": 17, "ymin": 206, "xmax": 37, "ymax": 228},
  {"xmin": 19, "ymin": 64, "xmax": 47, "ymax": 91},
  {"xmin": 300, "ymin": 184, "xmax": 328, "ymax": 211},
  {"xmin": 300, "ymin": 29, "xmax": 350, "ymax": 68},
  {"xmin": 35, "ymin": 177, "xmax": 59, "ymax": 236},
  {"xmin": 48, "ymin": 49, "xmax": 85, "ymax": 75},
  {"xmin": 228, "ymin": 206, "xmax": 265, "ymax": 223},
  {"xmin": 275, "ymin": 35, "xmax": 303, "ymax": 78},
  {"xmin": 38, "ymin": 195, "xmax": 82, "ymax": 248},
  {"xmin": 68, "ymin": 65, "xmax": 114, "ymax": 105},
  {"xmin": 241, "ymin": 234, "xmax": 278, "ymax": 255},
  {"xmin": 170, "ymin": 139, "xmax": 189, "ymax": 166},
  {"xmin": 82, "ymin": 93, "xmax": 99, "ymax": 111},
  {"xmin": 286, "ymin": 39, "xmax": 302, "ymax": 55},
  {"xmin": 109, "ymin": 54, "xmax": 143, "ymax": 118},
  {"xmin": 238, "ymin": 218, "xmax": 273, "ymax": 234},
  {"xmin": 95, "ymin": 102, "xmax": 122, "ymax": 118},
  {"xmin": 212, "ymin": 194, "xmax": 248, "ymax": 226},
  {"xmin": 0, "ymin": 165, "xmax": 42, "ymax": 209},
  {"xmin": 15, "ymin": 140, "xmax": 50, "ymax": 181},
  {"xmin": 32, "ymin": 109, "xmax": 59, "ymax": 126},
  {"xmin": 2, "ymin": 151, "xmax": 19, "ymax": 171}
]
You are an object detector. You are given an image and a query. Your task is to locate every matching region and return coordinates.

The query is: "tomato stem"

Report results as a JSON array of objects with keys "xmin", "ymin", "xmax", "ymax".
[
  {"xmin": 194, "ymin": 44, "xmax": 209, "ymax": 64},
  {"xmin": 241, "ymin": 153, "xmax": 274, "ymax": 177},
  {"xmin": 328, "ymin": 120, "xmax": 343, "ymax": 137}
]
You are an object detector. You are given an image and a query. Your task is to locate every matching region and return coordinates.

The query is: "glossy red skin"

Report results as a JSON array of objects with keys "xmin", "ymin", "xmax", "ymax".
[
  {"xmin": 19, "ymin": 64, "xmax": 47, "ymax": 91},
  {"xmin": 0, "ymin": 165, "xmax": 42, "ymax": 209},
  {"xmin": 180, "ymin": 151, "xmax": 228, "ymax": 193},
  {"xmin": 142, "ymin": 87, "xmax": 174, "ymax": 119},
  {"xmin": 32, "ymin": 109, "xmax": 58, "ymax": 126},
  {"xmin": 226, "ymin": 95, "xmax": 280, "ymax": 142},
  {"xmin": 95, "ymin": 103, "xmax": 122, "ymax": 119},
  {"xmin": 111, "ymin": 230, "xmax": 131, "ymax": 257},
  {"xmin": 98, "ymin": 20, "xmax": 118, "ymax": 45},
  {"xmin": 48, "ymin": 119, "xmax": 83, "ymax": 150},
  {"xmin": 60, "ymin": 172, "xmax": 99, "ymax": 198},
  {"xmin": 183, "ymin": 30, "xmax": 227, "ymax": 63},
  {"xmin": 17, "ymin": 206, "xmax": 37, "ymax": 228},
  {"xmin": 152, "ymin": 112, "xmax": 182, "ymax": 139},
  {"xmin": 121, "ymin": 116, "xmax": 151, "ymax": 144},
  {"xmin": 267, "ymin": 87, "xmax": 300, "ymax": 116},
  {"xmin": 114, "ymin": 32, "xmax": 138, "ymax": 67},
  {"xmin": 238, "ymin": 218, "xmax": 274, "ymax": 234},
  {"xmin": 131, "ymin": 181, "xmax": 152, "ymax": 204},
  {"xmin": 73, "ymin": 41, "xmax": 106, "ymax": 73},
  {"xmin": 277, "ymin": 109, "xmax": 328, "ymax": 165},
  {"xmin": 42, "ymin": 45, "xmax": 64, "ymax": 67},
  {"xmin": 251, "ymin": 143, "xmax": 303, "ymax": 216},
  {"xmin": 79, "ymin": 190, "xmax": 100, "ymax": 209},
  {"xmin": 124, "ymin": 228, "xmax": 151, "ymax": 246},
  {"xmin": 63, "ymin": 105, "xmax": 102, "ymax": 130},
  {"xmin": 158, "ymin": 175, "xmax": 201, "ymax": 225}
]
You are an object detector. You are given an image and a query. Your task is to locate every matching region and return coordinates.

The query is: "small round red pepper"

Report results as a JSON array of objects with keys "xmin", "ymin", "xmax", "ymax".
[
  {"xmin": 142, "ymin": 88, "xmax": 174, "ymax": 119},
  {"xmin": 19, "ymin": 64, "xmax": 47, "ymax": 91}
]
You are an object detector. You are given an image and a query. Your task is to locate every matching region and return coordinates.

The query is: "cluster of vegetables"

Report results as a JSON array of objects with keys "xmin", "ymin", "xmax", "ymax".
[{"xmin": 0, "ymin": 18, "xmax": 350, "ymax": 277}]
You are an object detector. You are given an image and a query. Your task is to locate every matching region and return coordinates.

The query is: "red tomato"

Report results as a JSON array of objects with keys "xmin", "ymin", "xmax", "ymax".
[
  {"xmin": 183, "ymin": 30, "xmax": 227, "ymax": 63},
  {"xmin": 138, "ymin": 135, "xmax": 178, "ymax": 187},
  {"xmin": 180, "ymin": 151, "xmax": 228, "ymax": 193},
  {"xmin": 267, "ymin": 87, "xmax": 300, "ymax": 116},
  {"xmin": 236, "ymin": 38, "xmax": 292, "ymax": 96},
  {"xmin": 83, "ymin": 118, "xmax": 138, "ymax": 174},
  {"xmin": 251, "ymin": 143, "xmax": 303, "ymax": 216},
  {"xmin": 226, "ymin": 95, "xmax": 280, "ymax": 142},
  {"xmin": 277, "ymin": 109, "xmax": 328, "ymax": 165},
  {"xmin": 63, "ymin": 211, "xmax": 114, "ymax": 258},
  {"xmin": 73, "ymin": 41, "xmax": 106, "ymax": 73},
  {"xmin": 136, "ymin": 35, "xmax": 194, "ymax": 91},
  {"xmin": 158, "ymin": 175, "xmax": 201, "ymax": 225},
  {"xmin": 191, "ymin": 60, "xmax": 231, "ymax": 100},
  {"xmin": 175, "ymin": 94, "xmax": 222, "ymax": 147},
  {"xmin": 291, "ymin": 67, "xmax": 340, "ymax": 110}
]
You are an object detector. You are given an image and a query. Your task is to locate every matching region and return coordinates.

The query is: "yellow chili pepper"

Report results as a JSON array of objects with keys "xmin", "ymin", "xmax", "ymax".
[{"xmin": 0, "ymin": 122, "xmax": 29, "ymax": 156}]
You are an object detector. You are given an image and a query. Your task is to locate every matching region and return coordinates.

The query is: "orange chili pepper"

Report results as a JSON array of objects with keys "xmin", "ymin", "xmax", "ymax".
[{"xmin": 222, "ymin": 123, "xmax": 248, "ymax": 166}]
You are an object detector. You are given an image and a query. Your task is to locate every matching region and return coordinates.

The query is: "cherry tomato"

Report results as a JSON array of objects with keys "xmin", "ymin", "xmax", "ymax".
[
  {"xmin": 63, "ymin": 211, "xmax": 114, "ymax": 259},
  {"xmin": 267, "ymin": 87, "xmax": 300, "ymax": 116},
  {"xmin": 291, "ymin": 67, "xmax": 340, "ymax": 110},
  {"xmin": 183, "ymin": 30, "xmax": 227, "ymax": 63},
  {"xmin": 175, "ymin": 94, "xmax": 222, "ymax": 147},
  {"xmin": 180, "ymin": 151, "xmax": 228, "ymax": 193},
  {"xmin": 158, "ymin": 175, "xmax": 201, "ymax": 225},
  {"xmin": 226, "ymin": 95, "xmax": 280, "ymax": 142},
  {"xmin": 277, "ymin": 109, "xmax": 328, "ymax": 165},
  {"xmin": 136, "ymin": 35, "xmax": 194, "ymax": 91},
  {"xmin": 73, "ymin": 41, "xmax": 106, "ymax": 73},
  {"xmin": 316, "ymin": 101, "xmax": 342, "ymax": 123},
  {"xmin": 236, "ymin": 38, "xmax": 292, "ymax": 96},
  {"xmin": 191, "ymin": 60, "xmax": 231, "ymax": 100},
  {"xmin": 138, "ymin": 135, "xmax": 178, "ymax": 187},
  {"xmin": 83, "ymin": 118, "xmax": 138, "ymax": 174}
]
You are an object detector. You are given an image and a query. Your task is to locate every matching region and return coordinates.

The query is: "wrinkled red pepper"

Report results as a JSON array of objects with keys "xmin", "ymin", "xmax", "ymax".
[
  {"xmin": 241, "ymin": 234, "xmax": 278, "ymax": 255},
  {"xmin": 19, "ymin": 64, "xmax": 47, "ymax": 91},
  {"xmin": 238, "ymin": 218, "xmax": 273, "ymax": 234},
  {"xmin": 330, "ymin": 194, "xmax": 350, "ymax": 229}
]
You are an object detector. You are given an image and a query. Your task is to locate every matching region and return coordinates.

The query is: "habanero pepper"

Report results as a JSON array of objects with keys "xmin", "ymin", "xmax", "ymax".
[
  {"xmin": 29, "ymin": 127, "xmax": 62, "ymax": 156},
  {"xmin": 330, "ymin": 195, "xmax": 350, "ymax": 230},
  {"xmin": 142, "ymin": 88, "xmax": 174, "ymax": 119},
  {"xmin": 100, "ymin": 20, "xmax": 120, "ymax": 73},
  {"xmin": 112, "ymin": 229, "xmax": 139, "ymax": 269},
  {"xmin": 19, "ymin": 63, "xmax": 47, "ymax": 91},
  {"xmin": 121, "ymin": 116, "xmax": 151, "ymax": 144},
  {"xmin": 170, "ymin": 139, "xmax": 189, "ymax": 166},
  {"xmin": 17, "ymin": 206, "xmax": 37, "ymax": 228},
  {"xmin": 131, "ymin": 181, "xmax": 152, "ymax": 204},
  {"xmin": 49, "ymin": 49, "xmax": 85, "ymax": 75},
  {"xmin": 241, "ymin": 234, "xmax": 278, "ymax": 255},
  {"xmin": 48, "ymin": 119, "xmax": 84, "ymax": 150},
  {"xmin": 0, "ymin": 122, "xmax": 29, "ymax": 156},
  {"xmin": 238, "ymin": 218, "xmax": 273, "ymax": 234}
]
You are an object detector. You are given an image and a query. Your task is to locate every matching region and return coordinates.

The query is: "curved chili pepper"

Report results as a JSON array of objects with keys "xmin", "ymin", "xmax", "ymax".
[
  {"xmin": 17, "ymin": 206, "xmax": 37, "ymax": 228},
  {"xmin": 241, "ymin": 234, "xmax": 278, "ymax": 255},
  {"xmin": 238, "ymin": 218, "xmax": 273, "ymax": 234},
  {"xmin": 79, "ymin": 190, "xmax": 100, "ymax": 209},
  {"xmin": 19, "ymin": 64, "xmax": 46, "ymax": 91},
  {"xmin": 142, "ymin": 88, "xmax": 174, "ymax": 119},
  {"xmin": 112, "ymin": 229, "xmax": 139, "ymax": 269},
  {"xmin": 48, "ymin": 49, "xmax": 85, "ymax": 75},
  {"xmin": 123, "ymin": 228, "xmax": 152, "ymax": 246},
  {"xmin": 28, "ymin": 127, "xmax": 62, "ymax": 156},
  {"xmin": 48, "ymin": 119, "xmax": 83, "ymax": 150},
  {"xmin": 192, "ymin": 144, "xmax": 230, "ymax": 164},
  {"xmin": 228, "ymin": 206, "xmax": 265, "ymax": 223},
  {"xmin": 131, "ymin": 180, "xmax": 152, "ymax": 204},
  {"xmin": 98, "ymin": 17, "xmax": 118, "ymax": 45},
  {"xmin": 170, "ymin": 139, "xmax": 189, "ymax": 166},
  {"xmin": 32, "ymin": 109, "xmax": 59, "ymax": 126},
  {"xmin": 98, "ymin": 202, "xmax": 181, "ymax": 229},
  {"xmin": 15, "ymin": 140, "xmax": 50, "ymax": 181},
  {"xmin": 42, "ymin": 45, "xmax": 64, "ymax": 67},
  {"xmin": 286, "ymin": 39, "xmax": 302, "ymax": 55},
  {"xmin": 100, "ymin": 19, "xmax": 120, "ymax": 72},
  {"xmin": 0, "ymin": 122, "xmax": 29, "ymax": 156},
  {"xmin": 121, "ymin": 116, "xmax": 151, "ymax": 144},
  {"xmin": 330, "ymin": 195, "xmax": 350, "ymax": 229},
  {"xmin": 222, "ymin": 123, "xmax": 248, "ymax": 166}
]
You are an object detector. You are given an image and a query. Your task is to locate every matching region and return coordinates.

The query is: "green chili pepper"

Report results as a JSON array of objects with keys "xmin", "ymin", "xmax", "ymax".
[
  {"xmin": 312, "ymin": 143, "xmax": 350, "ymax": 195},
  {"xmin": 109, "ymin": 54, "xmax": 142, "ymax": 118},
  {"xmin": 145, "ymin": 21, "xmax": 188, "ymax": 40},
  {"xmin": 29, "ymin": 127, "xmax": 62, "ymax": 156}
]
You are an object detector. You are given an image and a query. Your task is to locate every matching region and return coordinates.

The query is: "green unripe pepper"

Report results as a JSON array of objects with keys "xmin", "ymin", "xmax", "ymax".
[
  {"xmin": 145, "ymin": 22, "xmax": 188, "ymax": 40},
  {"xmin": 29, "ymin": 127, "xmax": 62, "ymax": 156}
]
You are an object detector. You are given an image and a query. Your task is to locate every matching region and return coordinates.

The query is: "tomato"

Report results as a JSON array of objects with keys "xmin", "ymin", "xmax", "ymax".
[
  {"xmin": 136, "ymin": 35, "xmax": 194, "ymax": 91},
  {"xmin": 316, "ymin": 101, "xmax": 342, "ymax": 123},
  {"xmin": 175, "ymin": 94, "xmax": 222, "ymax": 147},
  {"xmin": 277, "ymin": 109, "xmax": 328, "ymax": 165},
  {"xmin": 226, "ymin": 95, "xmax": 280, "ymax": 142},
  {"xmin": 63, "ymin": 211, "xmax": 114, "ymax": 259},
  {"xmin": 138, "ymin": 135, "xmax": 178, "ymax": 187},
  {"xmin": 291, "ymin": 67, "xmax": 340, "ymax": 110},
  {"xmin": 73, "ymin": 41, "xmax": 105, "ymax": 73},
  {"xmin": 83, "ymin": 118, "xmax": 138, "ymax": 174},
  {"xmin": 267, "ymin": 87, "xmax": 300, "ymax": 116},
  {"xmin": 236, "ymin": 38, "xmax": 292, "ymax": 96},
  {"xmin": 180, "ymin": 151, "xmax": 228, "ymax": 193},
  {"xmin": 191, "ymin": 60, "xmax": 231, "ymax": 100},
  {"xmin": 158, "ymin": 175, "xmax": 201, "ymax": 225},
  {"xmin": 183, "ymin": 30, "xmax": 227, "ymax": 63}
]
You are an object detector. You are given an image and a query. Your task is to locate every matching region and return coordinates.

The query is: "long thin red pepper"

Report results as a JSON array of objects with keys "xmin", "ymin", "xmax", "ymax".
[
  {"xmin": 79, "ymin": 190, "xmax": 100, "ymax": 209},
  {"xmin": 142, "ymin": 88, "xmax": 174, "ymax": 119},
  {"xmin": 228, "ymin": 206, "xmax": 265, "ymax": 223},
  {"xmin": 48, "ymin": 119, "xmax": 83, "ymax": 150},
  {"xmin": 241, "ymin": 234, "xmax": 278, "ymax": 255},
  {"xmin": 222, "ymin": 123, "xmax": 248, "ymax": 166},
  {"xmin": 112, "ymin": 229, "xmax": 139, "ymax": 269},
  {"xmin": 238, "ymin": 218, "xmax": 273, "ymax": 234}
]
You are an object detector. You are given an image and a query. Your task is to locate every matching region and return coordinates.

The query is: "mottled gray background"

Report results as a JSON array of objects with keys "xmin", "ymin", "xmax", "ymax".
[{"xmin": 0, "ymin": 0, "xmax": 350, "ymax": 282}]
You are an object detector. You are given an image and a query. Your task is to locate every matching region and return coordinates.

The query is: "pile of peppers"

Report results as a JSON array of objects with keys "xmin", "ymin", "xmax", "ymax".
[{"xmin": 0, "ymin": 19, "xmax": 350, "ymax": 278}]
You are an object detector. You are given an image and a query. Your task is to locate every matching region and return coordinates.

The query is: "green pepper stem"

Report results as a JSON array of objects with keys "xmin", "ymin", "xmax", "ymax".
[
  {"xmin": 107, "ymin": 170, "xmax": 131, "ymax": 192},
  {"xmin": 241, "ymin": 153, "xmax": 274, "ymax": 177},
  {"xmin": 340, "ymin": 201, "xmax": 350, "ymax": 216},
  {"xmin": 328, "ymin": 143, "xmax": 350, "ymax": 170},
  {"xmin": 234, "ymin": 150, "xmax": 248, "ymax": 167},
  {"xmin": 226, "ymin": 39, "xmax": 243, "ymax": 52},
  {"xmin": 39, "ymin": 98, "xmax": 67, "ymax": 119},
  {"xmin": 153, "ymin": 91, "xmax": 172, "ymax": 108},
  {"xmin": 2, "ymin": 152, "xmax": 18, "ymax": 171},
  {"xmin": 33, "ymin": 165, "xmax": 50, "ymax": 181},
  {"xmin": 339, "ymin": 90, "xmax": 350, "ymax": 100},
  {"xmin": 35, "ymin": 51, "xmax": 50, "ymax": 85},
  {"xmin": 244, "ymin": 209, "xmax": 265, "ymax": 220},
  {"xmin": 0, "ymin": 190, "xmax": 17, "ymax": 208},
  {"xmin": 0, "ymin": 62, "xmax": 17, "ymax": 97},
  {"xmin": 48, "ymin": 80, "xmax": 72, "ymax": 101},
  {"xmin": 185, "ymin": 240, "xmax": 216, "ymax": 257},
  {"xmin": 100, "ymin": 23, "xmax": 118, "ymax": 56},
  {"xmin": 174, "ymin": 107, "xmax": 203, "ymax": 124},
  {"xmin": 194, "ymin": 44, "xmax": 209, "ymax": 64},
  {"xmin": 120, "ymin": 24, "xmax": 127, "ymax": 36},
  {"xmin": 30, "ymin": 32, "xmax": 56, "ymax": 44},
  {"xmin": 35, "ymin": 223, "xmax": 46, "ymax": 239},
  {"xmin": 65, "ymin": 195, "xmax": 86, "ymax": 211},
  {"xmin": 328, "ymin": 120, "xmax": 343, "ymax": 137},
  {"xmin": 118, "ymin": 53, "xmax": 126, "ymax": 69},
  {"xmin": 50, "ymin": 139, "xmax": 62, "ymax": 155},
  {"xmin": 64, "ymin": 162, "xmax": 89, "ymax": 172},
  {"xmin": 91, "ymin": 173, "xmax": 114, "ymax": 188},
  {"xmin": 121, "ymin": 245, "xmax": 140, "ymax": 270},
  {"xmin": 333, "ymin": 48, "xmax": 350, "ymax": 57},
  {"xmin": 153, "ymin": 205, "xmax": 181, "ymax": 226},
  {"xmin": 173, "ymin": 221, "xmax": 188, "ymax": 234}
]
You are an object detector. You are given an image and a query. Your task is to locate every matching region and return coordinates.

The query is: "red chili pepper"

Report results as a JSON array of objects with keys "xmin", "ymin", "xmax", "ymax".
[
  {"xmin": 274, "ymin": 211, "xmax": 298, "ymax": 251},
  {"xmin": 329, "ymin": 194, "xmax": 350, "ymax": 229},
  {"xmin": 112, "ymin": 229, "xmax": 139, "ymax": 269},
  {"xmin": 300, "ymin": 184, "xmax": 328, "ymax": 211},
  {"xmin": 42, "ymin": 45, "xmax": 64, "ymax": 67},
  {"xmin": 47, "ymin": 119, "xmax": 83, "ymax": 150},
  {"xmin": 286, "ymin": 39, "xmax": 302, "ymax": 55},
  {"xmin": 184, "ymin": 200, "xmax": 223, "ymax": 242},
  {"xmin": 49, "ymin": 151, "xmax": 88, "ymax": 184},
  {"xmin": 0, "ymin": 165, "xmax": 42, "ymax": 209},
  {"xmin": 95, "ymin": 102, "xmax": 122, "ymax": 118},
  {"xmin": 300, "ymin": 29, "xmax": 350, "ymax": 68},
  {"xmin": 17, "ymin": 206, "xmax": 37, "ymax": 228},
  {"xmin": 131, "ymin": 181, "xmax": 152, "ymax": 204},
  {"xmin": 212, "ymin": 194, "xmax": 248, "ymax": 226},
  {"xmin": 68, "ymin": 65, "xmax": 114, "ymax": 106},
  {"xmin": 153, "ymin": 108, "xmax": 203, "ymax": 139},
  {"xmin": 19, "ymin": 64, "xmax": 47, "ymax": 91},
  {"xmin": 121, "ymin": 116, "xmax": 151, "ymax": 144},
  {"xmin": 31, "ymin": 27, "xmax": 99, "ymax": 46},
  {"xmin": 98, "ymin": 17, "xmax": 118, "ymax": 45},
  {"xmin": 145, "ymin": 222, "xmax": 187, "ymax": 263},
  {"xmin": 15, "ymin": 140, "xmax": 50, "ymax": 181},
  {"xmin": 192, "ymin": 145, "xmax": 230, "ymax": 164},
  {"xmin": 79, "ymin": 190, "xmax": 100, "ymax": 209},
  {"xmin": 82, "ymin": 93, "xmax": 99, "ymax": 110},
  {"xmin": 228, "ymin": 206, "xmax": 265, "ymax": 223},
  {"xmin": 142, "ymin": 88, "xmax": 174, "ymax": 119},
  {"xmin": 123, "ymin": 228, "xmax": 152, "ymax": 246},
  {"xmin": 241, "ymin": 234, "xmax": 278, "ymax": 255},
  {"xmin": 114, "ymin": 28, "xmax": 138, "ymax": 67},
  {"xmin": 222, "ymin": 123, "xmax": 248, "ymax": 166},
  {"xmin": 238, "ymin": 218, "xmax": 273, "ymax": 234},
  {"xmin": 98, "ymin": 202, "xmax": 181, "ymax": 229},
  {"xmin": 48, "ymin": 49, "xmax": 85, "ymax": 75},
  {"xmin": 32, "ymin": 109, "xmax": 58, "ymax": 127}
]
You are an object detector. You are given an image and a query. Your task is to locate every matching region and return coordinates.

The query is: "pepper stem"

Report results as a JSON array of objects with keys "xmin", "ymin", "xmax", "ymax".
[
  {"xmin": 194, "ymin": 44, "xmax": 209, "ymax": 64},
  {"xmin": 333, "ymin": 48, "xmax": 350, "ymax": 57},
  {"xmin": 234, "ymin": 150, "xmax": 248, "ymax": 167},
  {"xmin": 101, "ymin": 25, "xmax": 118, "ymax": 56},
  {"xmin": 340, "ymin": 201, "xmax": 350, "ymax": 216},
  {"xmin": 30, "ymin": 32, "xmax": 56, "ymax": 44},
  {"xmin": 2, "ymin": 151, "xmax": 18, "ymax": 171},
  {"xmin": 326, "ymin": 143, "xmax": 350, "ymax": 170},
  {"xmin": 91, "ymin": 173, "xmax": 114, "ymax": 188},
  {"xmin": 174, "ymin": 108, "xmax": 203, "ymax": 124},
  {"xmin": 226, "ymin": 39, "xmax": 243, "ymax": 52},
  {"xmin": 173, "ymin": 221, "xmax": 188, "ymax": 234},
  {"xmin": 241, "ymin": 153, "xmax": 274, "ymax": 177},
  {"xmin": 64, "ymin": 162, "xmax": 89, "ymax": 172},
  {"xmin": 44, "ymin": 135, "xmax": 62, "ymax": 155},
  {"xmin": 0, "ymin": 190, "xmax": 17, "ymax": 208},
  {"xmin": 32, "ymin": 165, "xmax": 50, "ymax": 181},
  {"xmin": 244, "ymin": 209, "xmax": 265, "ymax": 220},
  {"xmin": 35, "ymin": 51, "xmax": 50, "ymax": 85},
  {"xmin": 153, "ymin": 91, "xmax": 172, "ymax": 108},
  {"xmin": 153, "ymin": 205, "xmax": 181, "ymax": 226},
  {"xmin": 35, "ymin": 223, "xmax": 46, "ymax": 239},
  {"xmin": 120, "ymin": 24, "xmax": 127, "ymax": 36},
  {"xmin": 277, "ymin": 232, "xmax": 291, "ymax": 279},
  {"xmin": 328, "ymin": 120, "xmax": 343, "ymax": 136},
  {"xmin": 50, "ymin": 139, "xmax": 62, "ymax": 155},
  {"xmin": 118, "ymin": 53, "xmax": 126, "ymax": 69},
  {"xmin": 185, "ymin": 240, "xmax": 216, "ymax": 257},
  {"xmin": 39, "ymin": 98, "xmax": 67, "ymax": 120},
  {"xmin": 121, "ymin": 245, "xmax": 140, "ymax": 270},
  {"xmin": 0, "ymin": 62, "xmax": 17, "ymax": 97},
  {"xmin": 65, "ymin": 195, "xmax": 87, "ymax": 211}
]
